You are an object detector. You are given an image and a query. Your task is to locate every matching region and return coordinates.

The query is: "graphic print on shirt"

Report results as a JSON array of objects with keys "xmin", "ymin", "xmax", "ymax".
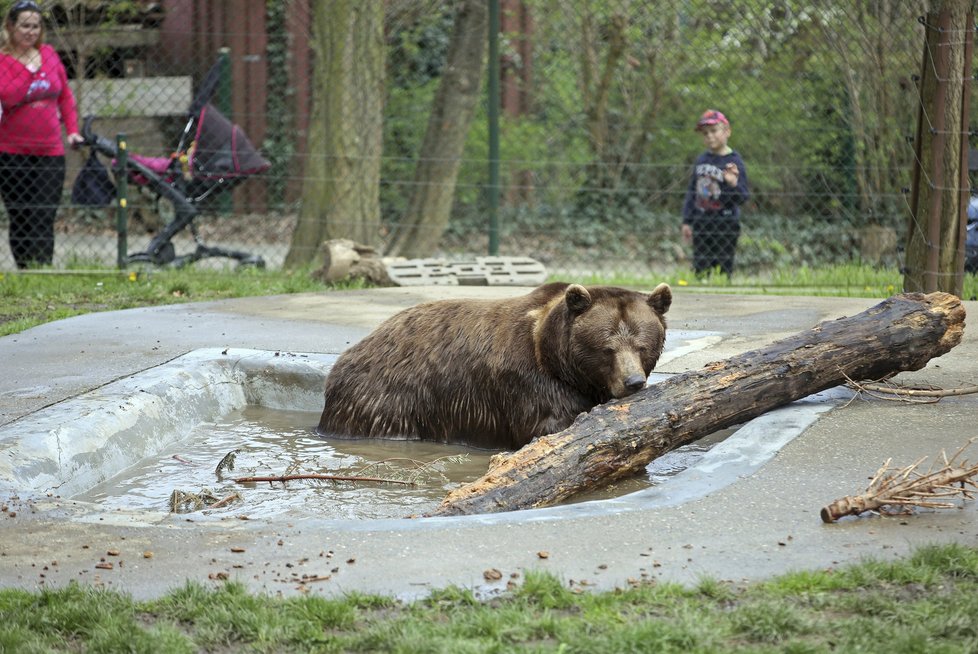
[
  {"xmin": 24, "ymin": 73, "xmax": 53, "ymax": 104},
  {"xmin": 694, "ymin": 163, "xmax": 724, "ymax": 213}
]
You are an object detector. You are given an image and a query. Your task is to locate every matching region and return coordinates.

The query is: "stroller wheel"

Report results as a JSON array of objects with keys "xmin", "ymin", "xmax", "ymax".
[
  {"xmin": 239, "ymin": 255, "xmax": 266, "ymax": 269},
  {"xmin": 151, "ymin": 241, "xmax": 176, "ymax": 265},
  {"xmin": 127, "ymin": 241, "xmax": 175, "ymax": 267},
  {"xmin": 127, "ymin": 252, "xmax": 154, "ymax": 265}
]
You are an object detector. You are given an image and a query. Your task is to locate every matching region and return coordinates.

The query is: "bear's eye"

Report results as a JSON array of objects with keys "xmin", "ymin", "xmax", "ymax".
[{"xmin": 602, "ymin": 347, "xmax": 615, "ymax": 356}]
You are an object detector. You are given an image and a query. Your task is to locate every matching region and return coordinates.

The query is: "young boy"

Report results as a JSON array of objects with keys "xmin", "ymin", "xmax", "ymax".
[{"xmin": 681, "ymin": 109, "xmax": 750, "ymax": 277}]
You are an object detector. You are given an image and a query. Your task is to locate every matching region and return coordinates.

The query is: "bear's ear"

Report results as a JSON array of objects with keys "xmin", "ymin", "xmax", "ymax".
[
  {"xmin": 564, "ymin": 284, "xmax": 592, "ymax": 315},
  {"xmin": 647, "ymin": 283, "xmax": 672, "ymax": 315}
]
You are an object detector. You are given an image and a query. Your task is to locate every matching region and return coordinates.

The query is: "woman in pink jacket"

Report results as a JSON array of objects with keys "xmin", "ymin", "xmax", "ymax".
[{"xmin": 0, "ymin": 0, "xmax": 82, "ymax": 268}]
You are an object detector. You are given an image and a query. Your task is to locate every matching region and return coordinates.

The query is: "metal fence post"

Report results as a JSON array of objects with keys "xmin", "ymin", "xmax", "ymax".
[
  {"xmin": 216, "ymin": 46, "xmax": 233, "ymax": 215},
  {"xmin": 487, "ymin": 0, "xmax": 500, "ymax": 256},
  {"xmin": 114, "ymin": 134, "xmax": 128, "ymax": 269}
]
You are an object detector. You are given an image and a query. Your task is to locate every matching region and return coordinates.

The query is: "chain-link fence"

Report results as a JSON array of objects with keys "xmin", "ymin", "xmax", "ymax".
[{"xmin": 0, "ymin": 0, "xmax": 974, "ymax": 283}]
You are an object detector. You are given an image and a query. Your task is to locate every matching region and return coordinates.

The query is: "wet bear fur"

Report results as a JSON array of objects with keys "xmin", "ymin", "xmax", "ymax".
[{"xmin": 317, "ymin": 282, "xmax": 672, "ymax": 450}]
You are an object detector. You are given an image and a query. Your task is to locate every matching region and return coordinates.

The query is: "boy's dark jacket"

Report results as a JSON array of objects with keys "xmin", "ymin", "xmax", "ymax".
[{"xmin": 682, "ymin": 150, "xmax": 749, "ymax": 223}]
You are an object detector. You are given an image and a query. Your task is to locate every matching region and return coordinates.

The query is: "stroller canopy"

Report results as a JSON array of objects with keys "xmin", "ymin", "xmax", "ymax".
[{"xmin": 191, "ymin": 104, "xmax": 271, "ymax": 180}]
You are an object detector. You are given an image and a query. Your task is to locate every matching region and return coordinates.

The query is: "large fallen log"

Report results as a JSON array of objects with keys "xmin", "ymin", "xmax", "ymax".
[{"xmin": 431, "ymin": 292, "xmax": 966, "ymax": 516}]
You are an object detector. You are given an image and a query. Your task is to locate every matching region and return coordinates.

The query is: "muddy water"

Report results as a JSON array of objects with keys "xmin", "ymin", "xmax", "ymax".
[
  {"xmin": 76, "ymin": 406, "xmax": 494, "ymax": 520},
  {"xmin": 75, "ymin": 406, "xmax": 735, "ymax": 519}
]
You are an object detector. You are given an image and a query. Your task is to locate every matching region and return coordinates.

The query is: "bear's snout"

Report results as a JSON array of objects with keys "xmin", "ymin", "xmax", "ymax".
[
  {"xmin": 606, "ymin": 347, "xmax": 650, "ymax": 398},
  {"xmin": 623, "ymin": 373, "xmax": 646, "ymax": 394}
]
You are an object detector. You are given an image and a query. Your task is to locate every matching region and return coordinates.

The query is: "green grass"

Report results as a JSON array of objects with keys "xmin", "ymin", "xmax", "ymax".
[
  {"xmin": 578, "ymin": 264, "xmax": 978, "ymax": 299},
  {"xmin": 0, "ymin": 266, "xmax": 359, "ymax": 337},
  {"xmin": 1, "ymin": 543, "xmax": 977, "ymax": 652}
]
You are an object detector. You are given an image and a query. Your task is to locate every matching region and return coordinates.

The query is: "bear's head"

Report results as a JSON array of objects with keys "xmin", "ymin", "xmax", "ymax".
[{"xmin": 537, "ymin": 283, "xmax": 672, "ymax": 403}]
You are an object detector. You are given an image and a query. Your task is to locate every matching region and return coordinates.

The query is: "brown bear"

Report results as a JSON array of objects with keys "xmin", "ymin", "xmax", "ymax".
[{"xmin": 317, "ymin": 282, "xmax": 672, "ymax": 450}]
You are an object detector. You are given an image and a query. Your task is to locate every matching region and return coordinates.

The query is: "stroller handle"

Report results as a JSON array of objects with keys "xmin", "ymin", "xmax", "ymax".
[{"xmin": 81, "ymin": 115, "xmax": 119, "ymax": 157}]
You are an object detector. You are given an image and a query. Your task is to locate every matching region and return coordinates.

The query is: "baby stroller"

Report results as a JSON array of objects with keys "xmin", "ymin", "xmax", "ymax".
[{"xmin": 80, "ymin": 58, "xmax": 271, "ymax": 268}]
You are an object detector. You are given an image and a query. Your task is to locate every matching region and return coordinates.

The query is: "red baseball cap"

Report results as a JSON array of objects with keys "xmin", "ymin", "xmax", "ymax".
[{"xmin": 696, "ymin": 109, "xmax": 729, "ymax": 130}]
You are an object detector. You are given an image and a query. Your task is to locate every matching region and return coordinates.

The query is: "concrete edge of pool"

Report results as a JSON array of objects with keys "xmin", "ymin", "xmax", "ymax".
[{"xmin": 0, "ymin": 349, "xmax": 330, "ymax": 500}]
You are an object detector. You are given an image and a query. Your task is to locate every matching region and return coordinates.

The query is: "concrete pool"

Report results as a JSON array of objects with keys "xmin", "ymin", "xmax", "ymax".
[{"xmin": 0, "ymin": 339, "xmax": 846, "ymax": 524}]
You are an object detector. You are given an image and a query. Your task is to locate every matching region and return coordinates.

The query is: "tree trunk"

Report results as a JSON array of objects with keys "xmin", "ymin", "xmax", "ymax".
[
  {"xmin": 385, "ymin": 0, "xmax": 488, "ymax": 258},
  {"xmin": 431, "ymin": 292, "xmax": 965, "ymax": 516},
  {"xmin": 579, "ymin": 11, "xmax": 627, "ymax": 192},
  {"xmin": 904, "ymin": 0, "xmax": 972, "ymax": 295},
  {"xmin": 285, "ymin": 1, "xmax": 385, "ymax": 268}
]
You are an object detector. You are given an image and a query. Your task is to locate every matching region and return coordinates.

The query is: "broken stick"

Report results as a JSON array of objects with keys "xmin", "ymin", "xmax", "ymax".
[
  {"xmin": 821, "ymin": 438, "xmax": 978, "ymax": 522},
  {"xmin": 234, "ymin": 473, "xmax": 414, "ymax": 486},
  {"xmin": 431, "ymin": 292, "xmax": 965, "ymax": 516}
]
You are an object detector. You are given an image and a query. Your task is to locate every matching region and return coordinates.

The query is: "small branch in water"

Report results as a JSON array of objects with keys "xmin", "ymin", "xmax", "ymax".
[
  {"xmin": 172, "ymin": 455, "xmax": 193, "ymax": 465},
  {"xmin": 170, "ymin": 488, "xmax": 239, "ymax": 513},
  {"xmin": 354, "ymin": 454, "xmax": 470, "ymax": 484},
  {"xmin": 233, "ymin": 473, "xmax": 415, "ymax": 486},
  {"xmin": 209, "ymin": 492, "xmax": 241, "ymax": 509}
]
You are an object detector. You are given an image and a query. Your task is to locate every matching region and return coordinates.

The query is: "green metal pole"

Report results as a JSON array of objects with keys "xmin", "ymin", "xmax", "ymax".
[
  {"xmin": 216, "ymin": 47, "xmax": 232, "ymax": 215},
  {"xmin": 115, "ymin": 134, "xmax": 128, "ymax": 269},
  {"xmin": 216, "ymin": 47, "xmax": 232, "ymax": 115},
  {"xmin": 487, "ymin": 0, "xmax": 500, "ymax": 255}
]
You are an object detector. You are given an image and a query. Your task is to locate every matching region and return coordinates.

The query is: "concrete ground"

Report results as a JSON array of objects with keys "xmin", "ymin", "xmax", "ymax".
[{"xmin": 0, "ymin": 286, "xmax": 976, "ymax": 600}]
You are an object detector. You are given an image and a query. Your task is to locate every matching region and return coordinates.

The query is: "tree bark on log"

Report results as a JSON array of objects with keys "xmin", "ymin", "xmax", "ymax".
[{"xmin": 431, "ymin": 292, "xmax": 966, "ymax": 517}]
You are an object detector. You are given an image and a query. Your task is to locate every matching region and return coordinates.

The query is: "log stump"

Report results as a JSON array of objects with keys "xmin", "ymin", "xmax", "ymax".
[{"xmin": 312, "ymin": 239, "xmax": 395, "ymax": 286}]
